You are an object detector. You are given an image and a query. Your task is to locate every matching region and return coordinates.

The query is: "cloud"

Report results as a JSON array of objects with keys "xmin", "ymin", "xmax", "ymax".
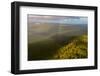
[{"xmin": 28, "ymin": 14, "xmax": 88, "ymax": 25}]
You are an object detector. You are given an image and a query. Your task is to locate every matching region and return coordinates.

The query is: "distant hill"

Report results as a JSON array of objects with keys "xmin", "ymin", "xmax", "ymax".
[{"xmin": 28, "ymin": 23, "xmax": 87, "ymax": 43}]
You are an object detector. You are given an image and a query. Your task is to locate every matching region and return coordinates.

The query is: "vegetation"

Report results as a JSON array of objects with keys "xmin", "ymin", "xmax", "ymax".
[
  {"xmin": 53, "ymin": 35, "xmax": 88, "ymax": 59},
  {"xmin": 28, "ymin": 34, "xmax": 88, "ymax": 60}
]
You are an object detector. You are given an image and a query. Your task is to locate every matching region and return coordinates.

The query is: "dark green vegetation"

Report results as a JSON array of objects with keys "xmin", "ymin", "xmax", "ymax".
[{"xmin": 28, "ymin": 34, "xmax": 88, "ymax": 60}]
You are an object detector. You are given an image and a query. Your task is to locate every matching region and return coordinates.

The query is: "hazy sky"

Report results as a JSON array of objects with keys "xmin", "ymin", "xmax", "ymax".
[{"xmin": 28, "ymin": 14, "xmax": 88, "ymax": 25}]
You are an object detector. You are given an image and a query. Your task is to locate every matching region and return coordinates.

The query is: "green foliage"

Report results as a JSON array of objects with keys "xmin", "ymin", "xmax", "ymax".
[
  {"xmin": 28, "ymin": 34, "xmax": 88, "ymax": 60},
  {"xmin": 53, "ymin": 35, "xmax": 88, "ymax": 59}
]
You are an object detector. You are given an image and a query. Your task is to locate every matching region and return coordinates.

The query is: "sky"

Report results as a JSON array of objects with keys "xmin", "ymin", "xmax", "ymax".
[{"xmin": 28, "ymin": 14, "xmax": 88, "ymax": 25}]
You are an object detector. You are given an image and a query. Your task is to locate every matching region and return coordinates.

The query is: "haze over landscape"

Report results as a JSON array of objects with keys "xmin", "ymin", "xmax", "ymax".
[{"xmin": 28, "ymin": 14, "xmax": 88, "ymax": 60}]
